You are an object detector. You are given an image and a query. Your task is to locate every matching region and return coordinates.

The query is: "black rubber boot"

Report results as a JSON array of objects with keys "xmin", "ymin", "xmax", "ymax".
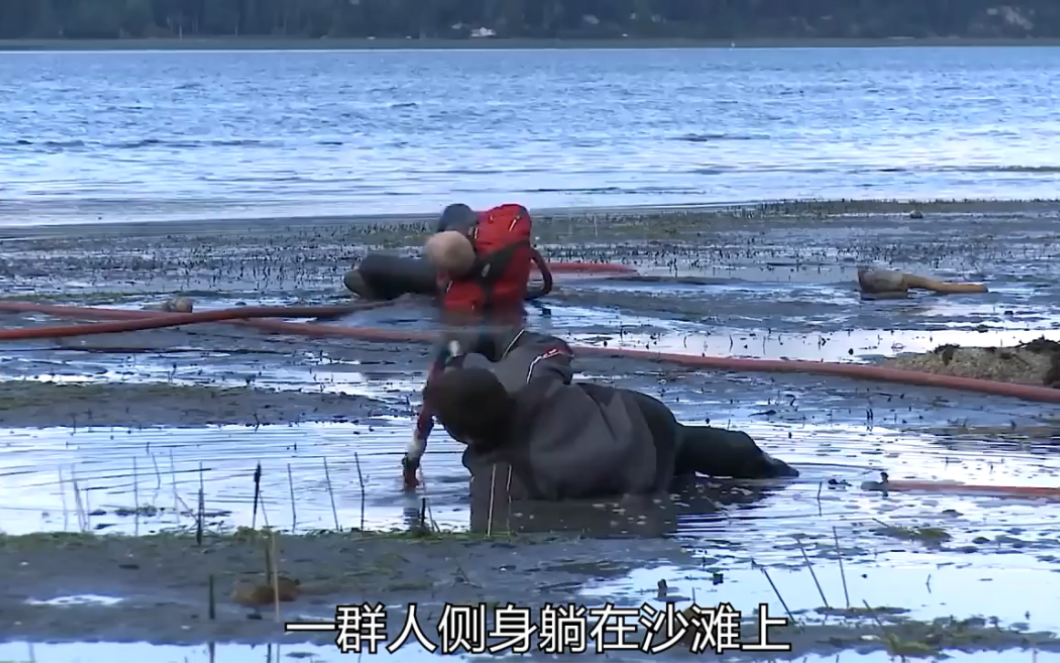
[
  {"xmin": 676, "ymin": 426, "xmax": 799, "ymax": 480},
  {"xmin": 757, "ymin": 451, "xmax": 800, "ymax": 478},
  {"xmin": 348, "ymin": 253, "xmax": 439, "ymax": 301},
  {"xmin": 344, "ymin": 269, "xmax": 378, "ymax": 299}
]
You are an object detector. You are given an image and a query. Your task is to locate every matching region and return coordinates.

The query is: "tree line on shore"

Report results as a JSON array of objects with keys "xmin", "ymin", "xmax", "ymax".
[{"xmin": 1, "ymin": 0, "xmax": 1059, "ymax": 40}]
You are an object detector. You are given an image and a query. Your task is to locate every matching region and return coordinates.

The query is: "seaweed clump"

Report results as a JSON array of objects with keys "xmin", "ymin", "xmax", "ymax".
[{"xmin": 884, "ymin": 337, "xmax": 1060, "ymax": 388}]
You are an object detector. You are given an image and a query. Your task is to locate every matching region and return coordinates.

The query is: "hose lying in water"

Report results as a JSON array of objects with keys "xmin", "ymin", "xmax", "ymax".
[
  {"xmin": 0, "ymin": 299, "xmax": 1059, "ymax": 405},
  {"xmin": 546, "ymin": 261, "xmax": 638, "ymax": 274},
  {"xmin": 0, "ymin": 303, "xmax": 395, "ymax": 341},
  {"xmin": 861, "ymin": 478, "xmax": 1060, "ymax": 500}
]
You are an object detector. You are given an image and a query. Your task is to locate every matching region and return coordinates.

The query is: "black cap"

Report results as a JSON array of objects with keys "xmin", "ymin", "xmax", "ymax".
[{"xmin": 437, "ymin": 203, "xmax": 478, "ymax": 233}]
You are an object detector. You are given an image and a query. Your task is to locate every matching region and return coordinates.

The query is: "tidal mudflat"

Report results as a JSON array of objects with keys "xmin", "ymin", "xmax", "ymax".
[{"xmin": 0, "ymin": 201, "xmax": 1058, "ymax": 661}]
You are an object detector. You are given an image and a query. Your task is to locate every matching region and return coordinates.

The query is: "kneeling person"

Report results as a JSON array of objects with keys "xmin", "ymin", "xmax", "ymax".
[{"xmin": 423, "ymin": 333, "xmax": 798, "ymax": 501}]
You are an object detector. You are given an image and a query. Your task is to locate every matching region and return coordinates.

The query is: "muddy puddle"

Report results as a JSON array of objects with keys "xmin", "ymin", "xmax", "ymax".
[
  {"xmin": 2, "ymin": 213, "xmax": 1060, "ymax": 661},
  {"xmin": 581, "ymin": 558, "xmax": 1060, "ymax": 632},
  {"xmin": 0, "ymin": 642, "xmax": 1048, "ymax": 663},
  {"xmin": 3, "ymin": 355, "xmax": 421, "ymax": 404},
  {"xmin": 2, "ymin": 419, "xmax": 1058, "ymax": 562},
  {"xmin": 568, "ymin": 324, "xmax": 1060, "ymax": 362}
]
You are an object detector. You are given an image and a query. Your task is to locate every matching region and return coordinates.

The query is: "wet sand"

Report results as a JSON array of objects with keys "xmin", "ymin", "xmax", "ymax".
[
  {"xmin": 0, "ymin": 382, "xmax": 399, "ymax": 429},
  {"xmin": 1, "ymin": 200, "xmax": 1060, "ymax": 660}
]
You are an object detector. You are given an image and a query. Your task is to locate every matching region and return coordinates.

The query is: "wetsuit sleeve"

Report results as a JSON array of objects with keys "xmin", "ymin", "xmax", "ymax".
[
  {"xmin": 414, "ymin": 343, "xmax": 458, "ymax": 441},
  {"xmin": 525, "ymin": 343, "xmax": 574, "ymax": 385},
  {"xmin": 512, "ymin": 331, "xmax": 575, "ymax": 386}
]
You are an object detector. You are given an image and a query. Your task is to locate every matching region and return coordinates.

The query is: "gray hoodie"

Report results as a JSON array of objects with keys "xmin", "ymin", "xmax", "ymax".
[{"xmin": 451, "ymin": 330, "xmax": 669, "ymax": 501}]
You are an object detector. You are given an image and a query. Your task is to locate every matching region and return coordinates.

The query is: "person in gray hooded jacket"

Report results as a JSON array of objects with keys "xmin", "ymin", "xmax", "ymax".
[{"xmin": 422, "ymin": 328, "xmax": 798, "ymax": 501}]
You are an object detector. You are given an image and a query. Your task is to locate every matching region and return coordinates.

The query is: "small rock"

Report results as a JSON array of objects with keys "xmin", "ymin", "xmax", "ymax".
[
  {"xmin": 161, "ymin": 296, "xmax": 194, "ymax": 313},
  {"xmin": 232, "ymin": 576, "xmax": 301, "ymax": 607}
]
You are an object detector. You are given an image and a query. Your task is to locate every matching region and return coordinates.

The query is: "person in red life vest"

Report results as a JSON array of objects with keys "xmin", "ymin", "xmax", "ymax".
[
  {"xmin": 423, "ymin": 328, "xmax": 799, "ymax": 502},
  {"xmin": 401, "ymin": 203, "xmax": 553, "ymax": 489},
  {"xmin": 343, "ymin": 203, "xmax": 552, "ymax": 307}
]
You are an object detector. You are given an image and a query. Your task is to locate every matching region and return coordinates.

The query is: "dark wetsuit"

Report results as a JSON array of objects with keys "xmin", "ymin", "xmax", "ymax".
[{"xmin": 415, "ymin": 329, "xmax": 798, "ymax": 500}]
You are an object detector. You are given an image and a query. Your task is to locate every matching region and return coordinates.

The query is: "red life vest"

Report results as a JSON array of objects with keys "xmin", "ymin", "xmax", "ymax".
[{"xmin": 439, "ymin": 204, "xmax": 535, "ymax": 315}]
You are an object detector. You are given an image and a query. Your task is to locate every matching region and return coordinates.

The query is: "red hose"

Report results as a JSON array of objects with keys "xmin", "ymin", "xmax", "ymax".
[
  {"xmin": 574, "ymin": 346, "xmax": 1060, "ymax": 404},
  {"xmin": 863, "ymin": 480, "xmax": 1060, "ymax": 499},
  {"xmin": 0, "ymin": 300, "xmax": 1058, "ymax": 405},
  {"xmin": 0, "ymin": 302, "xmax": 392, "ymax": 340}
]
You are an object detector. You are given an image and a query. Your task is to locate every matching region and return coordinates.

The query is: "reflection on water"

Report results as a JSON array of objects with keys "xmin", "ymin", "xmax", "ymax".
[
  {"xmin": 568, "ymin": 326, "xmax": 1060, "ymax": 362},
  {"xmin": 1, "ymin": 419, "xmax": 1058, "ymax": 565},
  {"xmin": 580, "ymin": 556, "xmax": 1060, "ymax": 634},
  {"xmin": 9, "ymin": 358, "xmax": 420, "ymax": 402},
  {"xmin": 24, "ymin": 593, "xmax": 123, "ymax": 607}
]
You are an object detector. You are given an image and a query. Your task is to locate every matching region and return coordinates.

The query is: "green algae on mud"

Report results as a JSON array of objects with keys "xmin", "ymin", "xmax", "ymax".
[{"xmin": 0, "ymin": 381, "xmax": 398, "ymax": 429}]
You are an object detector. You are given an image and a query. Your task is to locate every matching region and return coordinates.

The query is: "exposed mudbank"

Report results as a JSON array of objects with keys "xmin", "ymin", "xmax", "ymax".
[
  {"xmin": 0, "ymin": 382, "xmax": 399, "ymax": 429},
  {"xmin": 885, "ymin": 337, "xmax": 1060, "ymax": 387},
  {"xmin": 2, "ymin": 531, "xmax": 1059, "ymax": 661},
  {"xmin": 2, "ymin": 202, "xmax": 1060, "ymax": 661}
]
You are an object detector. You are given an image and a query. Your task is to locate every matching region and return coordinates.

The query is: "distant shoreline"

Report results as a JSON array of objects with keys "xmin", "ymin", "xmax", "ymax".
[{"xmin": 3, "ymin": 36, "xmax": 1060, "ymax": 51}]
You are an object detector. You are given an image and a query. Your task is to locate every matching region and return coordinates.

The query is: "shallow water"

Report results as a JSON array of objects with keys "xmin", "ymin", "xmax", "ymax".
[
  {"xmin": 4, "ymin": 47, "xmax": 1060, "ymax": 224},
  {"xmin": 2, "ymin": 419, "xmax": 1058, "ymax": 564},
  {"xmin": 568, "ymin": 325, "xmax": 1060, "ymax": 363},
  {"xmin": 4, "ymin": 285, "xmax": 1057, "ymax": 393},
  {"xmin": 581, "ymin": 556, "xmax": 1060, "ymax": 632}
]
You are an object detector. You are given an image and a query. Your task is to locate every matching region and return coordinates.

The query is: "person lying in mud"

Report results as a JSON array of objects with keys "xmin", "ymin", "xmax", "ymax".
[
  {"xmin": 412, "ymin": 328, "xmax": 799, "ymax": 501},
  {"xmin": 402, "ymin": 322, "xmax": 531, "ymax": 488},
  {"xmin": 344, "ymin": 202, "xmax": 552, "ymax": 309}
]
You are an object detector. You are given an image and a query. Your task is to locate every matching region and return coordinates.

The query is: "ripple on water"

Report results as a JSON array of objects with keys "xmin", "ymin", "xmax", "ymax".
[{"xmin": 1, "ymin": 420, "xmax": 1058, "ymax": 565}]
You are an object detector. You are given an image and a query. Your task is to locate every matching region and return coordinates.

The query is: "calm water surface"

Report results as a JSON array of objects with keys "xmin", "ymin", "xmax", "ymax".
[{"xmin": 1, "ymin": 47, "xmax": 1060, "ymax": 225}]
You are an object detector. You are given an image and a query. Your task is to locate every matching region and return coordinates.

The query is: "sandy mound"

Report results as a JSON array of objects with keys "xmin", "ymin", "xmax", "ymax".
[{"xmin": 883, "ymin": 337, "xmax": 1060, "ymax": 387}]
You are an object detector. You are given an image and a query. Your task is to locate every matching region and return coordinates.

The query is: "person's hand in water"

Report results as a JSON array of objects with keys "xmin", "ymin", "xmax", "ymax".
[
  {"xmin": 402, "ymin": 340, "xmax": 464, "ymax": 491},
  {"xmin": 402, "ymin": 449, "xmax": 421, "ymax": 490}
]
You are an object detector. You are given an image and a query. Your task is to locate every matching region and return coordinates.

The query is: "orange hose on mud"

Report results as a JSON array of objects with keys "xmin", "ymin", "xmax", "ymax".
[
  {"xmin": 862, "ymin": 480, "xmax": 1060, "ymax": 499},
  {"xmin": 0, "ymin": 302, "xmax": 393, "ymax": 340},
  {"xmin": 0, "ymin": 300, "xmax": 1058, "ymax": 404}
]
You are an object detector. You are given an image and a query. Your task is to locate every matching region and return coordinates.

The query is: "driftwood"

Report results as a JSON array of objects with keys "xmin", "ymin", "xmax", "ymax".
[{"xmin": 857, "ymin": 267, "xmax": 988, "ymax": 298}]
